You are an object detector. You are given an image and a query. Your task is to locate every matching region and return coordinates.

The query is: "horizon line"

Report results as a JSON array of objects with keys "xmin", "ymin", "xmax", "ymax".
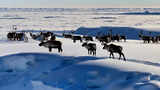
[{"xmin": 1, "ymin": 7, "xmax": 160, "ymax": 9}]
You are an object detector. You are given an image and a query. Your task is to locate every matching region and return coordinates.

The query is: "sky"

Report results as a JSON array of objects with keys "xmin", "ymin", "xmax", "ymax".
[{"xmin": 0, "ymin": 0, "xmax": 160, "ymax": 8}]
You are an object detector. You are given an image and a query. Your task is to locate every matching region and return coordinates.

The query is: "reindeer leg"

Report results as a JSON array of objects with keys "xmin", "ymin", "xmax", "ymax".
[
  {"xmin": 58, "ymin": 48, "xmax": 60, "ymax": 53},
  {"xmin": 49, "ymin": 47, "xmax": 52, "ymax": 52},
  {"xmin": 80, "ymin": 39, "xmax": 82, "ymax": 42},
  {"xmin": 112, "ymin": 53, "xmax": 114, "ymax": 59},
  {"xmin": 61, "ymin": 48, "xmax": 63, "ymax": 52},
  {"xmin": 119, "ymin": 53, "xmax": 121, "ymax": 60},
  {"xmin": 110, "ymin": 52, "xmax": 114, "ymax": 59},
  {"xmin": 93, "ymin": 51, "xmax": 95, "ymax": 56},
  {"xmin": 58, "ymin": 47, "xmax": 63, "ymax": 53},
  {"xmin": 59, "ymin": 49, "xmax": 61, "ymax": 52},
  {"xmin": 121, "ymin": 53, "xmax": 126, "ymax": 61},
  {"xmin": 109, "ymin": 52, "xmax": 112, "ymax": 58},
  {"xmin": 93, "ymin": 51, "xmax": 94, "ymax": 56},
  {"xmin": 88, "ymin": 50, "xmax": 90, "ymax": 55}
]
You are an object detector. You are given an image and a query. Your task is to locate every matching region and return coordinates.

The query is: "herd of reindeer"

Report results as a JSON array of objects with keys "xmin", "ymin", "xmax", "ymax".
[
  {"xmin": 6, "ymin": 30, "xmax": 160, "ymax": 61},
  {"xmin": 7, "ymin": 32, "xmax": 28, "ymax": 42}
]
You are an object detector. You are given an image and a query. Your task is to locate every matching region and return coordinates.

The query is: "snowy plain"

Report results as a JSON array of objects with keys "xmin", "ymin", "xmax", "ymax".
[{"xmin": 0, "ymin": 8, "xmax": 160, "ymax": 90}]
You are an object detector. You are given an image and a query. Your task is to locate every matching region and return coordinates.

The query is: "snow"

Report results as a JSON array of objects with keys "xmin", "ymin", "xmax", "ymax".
[
  {"xmin": 3, "ymin": 55, "xmax": 35, "ymax": 71},
  {"xmin": 0, "ymin": 36, "xmax": 160, "ymax": 90},
  {"xmin": 32, "ymin": 81, "xmax": 62, "ymax": 90},
  {"xmin": 0, "ymin": 8, "xmax": 160, "ymax": 32},
  {"xmin": 0, "ymin": 8, "xmax": 160, "ymax": 90}
]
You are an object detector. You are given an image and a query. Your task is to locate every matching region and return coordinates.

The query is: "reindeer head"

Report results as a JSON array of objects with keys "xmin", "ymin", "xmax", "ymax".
[
  {"xmin": 102, "ymin": 43, "xmax": 109, "ymax": 50},
  {"xmin": 82, "ymin": 42, "xmax": 88, "ymax": 47},
  {"xmin": 39, "ymin": 42, "xmax": 45, "ymax": 46}
]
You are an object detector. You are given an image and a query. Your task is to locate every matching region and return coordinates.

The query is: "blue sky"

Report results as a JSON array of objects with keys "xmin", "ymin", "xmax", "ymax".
[{"xmin": 0, "ymin": 0, "xmax": 159, "ymax": 8}]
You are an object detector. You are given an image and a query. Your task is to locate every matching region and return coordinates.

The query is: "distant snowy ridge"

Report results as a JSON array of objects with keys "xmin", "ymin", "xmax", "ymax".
[
  {"xmin": 74, "ymin": 27, "xmax": 160, "ymax": 39},
  {"xmin": 121, "ymin": 11, "xmax": 160, "ymax": 15}
]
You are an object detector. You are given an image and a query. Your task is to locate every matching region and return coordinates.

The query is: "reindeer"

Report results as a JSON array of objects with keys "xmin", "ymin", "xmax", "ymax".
[
  {"xmin": 7, "ymin": 32, "xmax": 15, "ymax": 40},
  {"xmin": 63, "ymin": 33, "xmax": 72, "ymax": 39},
  {"xmin": 72, "ymin": 36, "xmax": 82, "ymax": 43},
  {"xmin": 96, "ymin": 35, "xmax": 111, "ymax": 43},
  {"xmin": 111, "ymin": 34, "xmax": 126, "ymax": 42},
  {"xmin": 139, "ymin": 34, "xmax": 152, "ymax": 43},
  {"xmin": 7, "ymin": 32, "xmax": 27, "ymax": 41},
  {"xmin": 111, "ymin": 35, "xmax": 120, "ymax": 42},
  {"xmin": 30, "ymin": 32, "xmax": 38, "ymax": 39},
  {"xmin": 50, "ymin": 35, "xmax": 56, "ymax": 41},
  {"xmin": 83, "ymin": 36, "xmax": 93, "ymax": 41},
  {"xmin": 40, "ymin": 32, "xmax": 53, "ymax": 41},
  {"xmin": 120, "ymin": 35, "xmax": 126, "ymax": 42},
  {"xmin": 39, "ymin": 40, "xmax": 63, "ymax": 52},
  {"xmin": 102, "ymin": 43, "xmax": 126, "ymax": 61},
  {"xmin": 82, "ymin": 42, "xmax": 96, "ymax": 55},
  {"xmin": 16, "ymin": 33, "xmax": 25, "ymax": 41}
]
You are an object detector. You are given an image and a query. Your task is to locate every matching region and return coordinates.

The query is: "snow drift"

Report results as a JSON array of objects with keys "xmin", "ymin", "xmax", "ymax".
[{"xmin": 0, "ymin": 53, "xmax": 160, "ymax": 90}]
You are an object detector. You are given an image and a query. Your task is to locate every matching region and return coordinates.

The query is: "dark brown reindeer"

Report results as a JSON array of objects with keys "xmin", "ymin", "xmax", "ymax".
[
  {"xmin": 102, "ymin": 43, "xmax": 126, "ymax": 61},
  {"xmin": 7, "ymin": 32, "xmax": 16, "ymax": 40},
  {"xmin": 40, "ymin": 32, "xmax": 53, "ymax": 41},
  {"xmin": 96, "ymin": 35, "xmax": 111, "ymax": 43},
  {"xmin": 82, "ymin": 42, "xmax": 96, "ymax": 56},
  {"xmin": 7, "ymin": 32, "xmax": 27, "ymax": 41},
  {"xmin": 83, "ymin": 36, "xmax": 93, "ymax": 41},
  {"xmin": 62, "ymin": 33, "xmax": 72, "ymax": 39},
  {"xmin": 50, "ymin": 35, "xmax": 56, "ymax": 41},
  {"xmin": 39, "ymin": 40, "xmax": 63, "ymax": 52},
  {"xmin": 120, "ymin": 35, "xmax": 126, "ymax": 42},
  {"xmin": 72, "ymin": 36, "xmax": 83, "ymax": 43},
  {"xmin": 139, "ymin": 34, "xmax": 152, "ymax": 43},
  {"xmin": 111, "ymin": 34, "xmax": 126, "ymax": 42},
  {"xmin": 111, "ymin": 35, "xmax": 120, "ymax": 42},
  {"xmin": 30, "ymin": 32, "xmax": 53, "ymax": 42}
]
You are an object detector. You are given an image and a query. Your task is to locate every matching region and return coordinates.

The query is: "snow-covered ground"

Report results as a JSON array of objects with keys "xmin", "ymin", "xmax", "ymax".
[
  {"xmin": 0, "ymin": 8, "xmax": 160, "ymax": 32},
  {"xmin": 0, "ymin": 8, "xmax": 160, "ymax": 90},
  {"xmin": 0, "ymin": 34, "xmax": 160, "ymax": 90}
]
